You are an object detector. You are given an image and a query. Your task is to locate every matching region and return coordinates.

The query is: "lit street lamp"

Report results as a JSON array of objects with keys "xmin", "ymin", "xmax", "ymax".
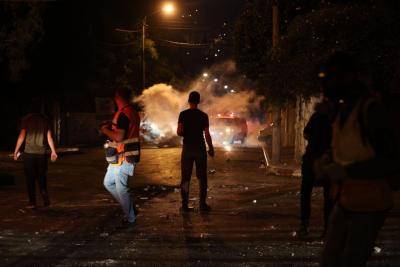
[{"xmin": 142, "ymin": 2, "xmax": 176, "ymax": 90}]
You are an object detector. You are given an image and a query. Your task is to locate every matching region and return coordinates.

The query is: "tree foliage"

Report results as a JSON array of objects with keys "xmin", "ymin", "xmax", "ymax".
[
  {"xmin": 0, "ymin": 2, "xmax": 45, "ymax": 82},
  {"xmin": 234, "ymin": 0, "xmax": 400, "ymax": 105}
]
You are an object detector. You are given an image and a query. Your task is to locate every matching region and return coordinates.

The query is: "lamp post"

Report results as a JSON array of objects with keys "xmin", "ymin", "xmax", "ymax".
[{"xmin": 141, "ymin": 2, "xmax": 175, "ymax": 91}]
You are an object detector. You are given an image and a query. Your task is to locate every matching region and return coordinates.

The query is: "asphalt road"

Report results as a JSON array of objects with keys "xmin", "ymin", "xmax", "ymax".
[{"xmin": 0, "ymin": 147, "xmax": 399, "ymax": 266}]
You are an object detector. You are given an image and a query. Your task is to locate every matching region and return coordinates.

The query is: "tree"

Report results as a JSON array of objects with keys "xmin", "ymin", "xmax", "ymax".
[
  {"xmin": 0, "ymin": 2, "xmax": 45, "ymax": 82},
  {"xmin": 234, "ymin": 0, "xmax": 400, "ymax": 104}
]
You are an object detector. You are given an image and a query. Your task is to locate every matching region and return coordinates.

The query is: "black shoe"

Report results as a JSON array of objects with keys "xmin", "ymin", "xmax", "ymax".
[
  {"xmin": 133, "ymin": 206, "xmax": 139, "ymax": 216},
  {"xmin": 180, "ymin": 204, "xmax": 194, "ymax": 213},
  {"xmin": 43, "ymin": 199, "xmax": 50, "ymax": 207},
  {"xmin": 199, "ymin": 203, "xmax": 211, "ymax": 213},
  {"xmin": 298, "ymin": 224, "xmax": 309, "ymax": 237},
  {"xmin": 117, "ymin": 218, "xmax": 136, "ymax": 230}
]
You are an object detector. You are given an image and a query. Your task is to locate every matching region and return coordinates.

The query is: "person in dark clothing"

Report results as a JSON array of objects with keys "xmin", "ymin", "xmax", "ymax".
[
  {"xmin": 316, "ymin": 52, "xmax": 400, "ymax": 267},
  {"xmin": 177, "ymin": 91, "xmax": 214, "ymax": 212},
  {"xmin": 13, "ymin": 99, "xmax": 58, "ymax": 209},
  {"xmin": 299, "ymin": 100, "xmax": 334, "ymax": 237}
]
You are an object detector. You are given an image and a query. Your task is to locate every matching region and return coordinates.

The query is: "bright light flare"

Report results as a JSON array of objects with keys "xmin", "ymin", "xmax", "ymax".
[
  {"xmin": 203, "ymin": 72, "xmax": 208, "ymax": 77},
  {"xmin": 162, "ymin": 3, "xmax": 175, "ymax": 15},
  {"xmin": 225, "ymin": 128, "xmax": 231, "ymax": 133},
  {"xmin": 224, "ymin": 145, "xmax": 232, "ymax": 152}
]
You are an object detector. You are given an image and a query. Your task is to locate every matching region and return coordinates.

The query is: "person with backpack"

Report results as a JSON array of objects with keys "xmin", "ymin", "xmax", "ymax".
[
  {"xmin": 13, "ymin": 98, "xmax": 58, "ymax": 209},
  {"xmin": 317, "ymin": 52, "xmax": 400, "ymax": 267}
]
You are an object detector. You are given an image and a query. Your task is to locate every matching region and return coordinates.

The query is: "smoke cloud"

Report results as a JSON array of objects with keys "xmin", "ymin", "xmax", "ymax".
[{"xmin": 134, "ymin": 60, "xmax": 266, "ymax": 146}]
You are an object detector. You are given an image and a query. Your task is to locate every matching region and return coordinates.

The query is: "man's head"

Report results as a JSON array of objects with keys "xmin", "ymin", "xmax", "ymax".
[
  {"xmin": 320, "ymin": 51, "xmax": 368, "ymax": 103},
  {"xmin": 188, "ymin": 91, "xmax": 200, "ymax": 105},
  {"xmin": 114, "ymin": 88, "xmax": 132, "ymax": 107}
]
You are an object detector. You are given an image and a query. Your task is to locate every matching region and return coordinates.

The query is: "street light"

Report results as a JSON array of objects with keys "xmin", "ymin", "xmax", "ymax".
[
  {"xmin": 162, "ymin": 3, "xmax": 175, "ymax": 14},
  {"xmin": 142, "ymin": 2, "xmax": 176, "ymax": 90}
]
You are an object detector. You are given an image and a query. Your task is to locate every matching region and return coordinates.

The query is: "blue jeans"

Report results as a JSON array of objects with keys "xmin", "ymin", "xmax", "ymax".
[{"xmin": 103, "ymin": 160, "xmax": 136, "ymax": 223}]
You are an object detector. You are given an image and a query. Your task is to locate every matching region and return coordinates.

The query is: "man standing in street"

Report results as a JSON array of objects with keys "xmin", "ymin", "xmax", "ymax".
[
  {"xmin": 101, "ymin": 88, "xmax": 141, "ymax": 226},
  {"xmin": 177, "ymin": 91, "xmax": 214, "ymax": 212},
  {"xmin": 13, "ymin": 98, "xmax": 58, "ymax": 209},
  {"xmin": 299, "ymin": 99, "xmax": 334, "ymax": 237}
]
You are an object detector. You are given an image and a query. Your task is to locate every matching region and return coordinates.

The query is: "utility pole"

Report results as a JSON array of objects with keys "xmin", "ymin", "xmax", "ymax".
[
  {"xmin": 271, "ymin": 0, "xmax": 281, "ymax": 164},
  {"xmin": 142, "ymin": 16, "xmax": 147, "ymax": 91}
]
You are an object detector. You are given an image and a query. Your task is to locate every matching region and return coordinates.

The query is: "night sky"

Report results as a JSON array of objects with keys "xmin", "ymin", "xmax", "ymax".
[
  {"xmin": 0, "ymin": 0, "xmax": 246, "ymax": 146},
  {"xmin": 10, "ymin": 0, "xmax": 245, "ymax": 96}
]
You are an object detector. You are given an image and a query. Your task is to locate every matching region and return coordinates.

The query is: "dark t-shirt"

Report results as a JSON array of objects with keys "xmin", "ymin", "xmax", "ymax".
[
  {"xmin": 21, "ymin": 113, "xmax": 49, "ymax": 154},
  {"xmin": 178, "ymin": 108, "xmax": 209, "ymax": 146},
  {"xmin": 303, "ymin": 111, "xmax": 332, "ymax": 159}
]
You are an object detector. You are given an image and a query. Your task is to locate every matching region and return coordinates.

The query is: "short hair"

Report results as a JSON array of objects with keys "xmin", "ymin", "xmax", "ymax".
[
  {"xmin": 188, "ymin": 91, "xmax": 200, "ymax": 104},
  {"xmin": 115, "ymin": 88, "xmax": 132, "ymax": 102}
]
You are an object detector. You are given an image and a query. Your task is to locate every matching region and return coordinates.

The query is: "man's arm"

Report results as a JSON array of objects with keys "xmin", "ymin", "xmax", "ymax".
[
  {"xmin": 177, "ymin": 123, "xmax": 184, "ymax": 136},
  {"xmin": 47, "ymin": 130, "xmax": 58, "ymax": 162},
  {"xmin": 177, "ymin": 112, "xmax": 184, "ymax": 136},
  {"xmin": 204, "ymin": 128, "xmax": 214, "ymax": 157},
  {"xmin": 14, "ymin": 129, "xmax": 26, "ymax": 160},
  {"xmin": 101, "ymin": 126, "xmax": 125, "ymax": 142},
  {"xmin": 100, "ymin": 113, "xmax": 129, "ymax": 142}
]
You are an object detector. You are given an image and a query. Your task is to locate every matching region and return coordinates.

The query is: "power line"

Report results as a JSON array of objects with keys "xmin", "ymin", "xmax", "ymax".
[
  {"xmin": 95, "ymin": 40, "xmax": 137, "ymax": 47},
  {"xmin": 156, "ymin": 38, "xmax": 210, "ymax": 48},
  {"xmin": 115, "ymin": 28, "xmax": 141, "ymax": 33}
]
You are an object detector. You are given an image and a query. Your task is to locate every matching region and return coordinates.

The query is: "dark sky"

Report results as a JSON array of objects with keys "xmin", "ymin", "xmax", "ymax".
[
  {"xmin": 98, "ymin": 0, "xmax": 246, "ymax": 72},
  {"xmin": 2, "ymin": 0, "xmax": 246, "ymax": 105}
]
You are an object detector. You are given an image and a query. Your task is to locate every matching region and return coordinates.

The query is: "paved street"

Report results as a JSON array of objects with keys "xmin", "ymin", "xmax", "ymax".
[{"xmin": 0, "ymin": 147, "xmax": 399, "ymax": 266}]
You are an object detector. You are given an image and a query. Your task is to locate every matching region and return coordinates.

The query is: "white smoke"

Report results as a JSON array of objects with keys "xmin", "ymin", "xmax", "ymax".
[{"xmin": 134, "ymin": 60, "xmax": 266, "ymax": 146}]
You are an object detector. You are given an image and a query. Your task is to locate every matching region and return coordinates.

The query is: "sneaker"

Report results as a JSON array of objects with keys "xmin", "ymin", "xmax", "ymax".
[
  {"xmin": 117, "ymin": 218, "xmax": 136, "ymax": 230},
  {"xmin": 199, "ymin": 203, "xmax": 211, "ymax": 213},
  {"xmin": 25, "ymin": 203, "xmax": 37, "ymax": 209},
  {"xmin": 180, "ymin": 205, "xmax": 194, "ymax": 213}
]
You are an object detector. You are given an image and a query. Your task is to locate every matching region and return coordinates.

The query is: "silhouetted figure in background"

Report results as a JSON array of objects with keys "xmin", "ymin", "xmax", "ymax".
[
  {"xmin": 177, "ymin": 91, "xmax": 214, "ymax": 212},
  {"xmin": 13, "ymin": 98, "xmax": 58, "ymax": 208},
  {"xmin": 299, "ymin": 99, "xmax": 334, "ymax": 237},
  {"xmin": 317, "ymin": 52, "xmax": 400, "ymax": 267}
]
